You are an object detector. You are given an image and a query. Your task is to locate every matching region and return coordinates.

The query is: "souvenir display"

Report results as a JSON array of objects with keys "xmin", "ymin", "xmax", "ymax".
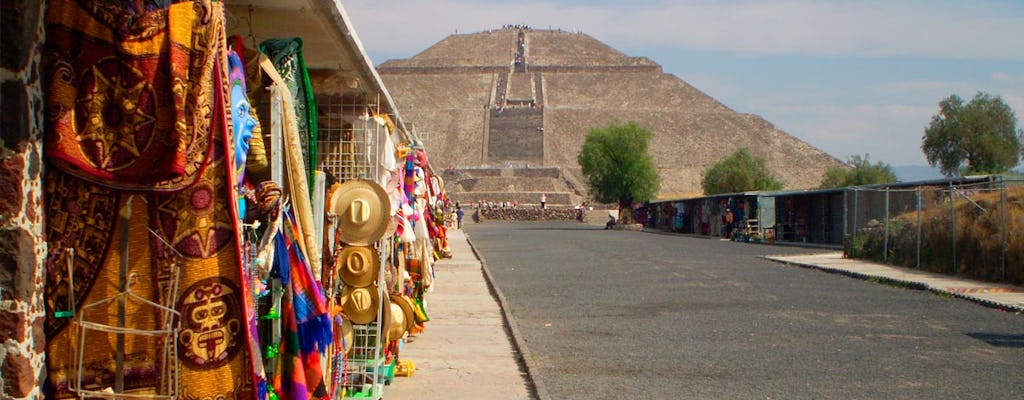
[{"xmin": 39, "ymin": 2, "xmax": 445, "ymax": 398}]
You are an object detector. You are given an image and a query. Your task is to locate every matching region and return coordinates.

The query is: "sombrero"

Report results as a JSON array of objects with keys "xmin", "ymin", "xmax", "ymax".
[
  {"xmin": 342, "ymin": 286, "xmax": 380, "ymax": 325},
  {"xmin": 390, "ymin": 294, "xmax": 416, "ymax": 333},
  {"xmin": 335, "ymin": 316, "xmax": 354, "ymax": 354},
  {"xmin": 330, "ymin": 179, "xmax": 390, "ymax": 246},
  {"xmin": 385, "ymin": 301, "xmax": 407, "ymax": 343},
  {"xmin": 337, "ymin": 245, "xmax": 379, "ymax": 288}
]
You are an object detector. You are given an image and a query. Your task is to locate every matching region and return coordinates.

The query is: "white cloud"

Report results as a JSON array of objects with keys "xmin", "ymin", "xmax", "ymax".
[
  {"xmin": 992, "ymin": 71, "xmax": 1024, "ymax": 82},
  {"xmin": 1005, "ymin": 95, "xmax": 1024, "ymax": 123}
]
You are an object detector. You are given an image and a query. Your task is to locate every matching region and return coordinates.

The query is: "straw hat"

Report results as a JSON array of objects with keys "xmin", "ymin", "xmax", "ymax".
[
  {"xmin": 342, "ymin": 286, "xmax": 379, "ymax": 325},
  {"xmin": 336, "ymin": 316, "xmax": 354, "ymax": 354},
  {"xmin": 385, "ymin": 301, "xmax": 407, "ymax": 343},
  {"xmin": 337, "ymin": 245, "xmax": 379, "ymax": 288},
  {"xmin": 330, "ymin": 180, "xmax": 390, "ymax": 246},
  {"xmin": 390, "ymin": 294, "xmax": 417, "ymax": 333}
]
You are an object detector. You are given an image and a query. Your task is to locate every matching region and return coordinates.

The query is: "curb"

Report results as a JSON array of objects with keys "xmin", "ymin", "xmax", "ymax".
[
  {"xmin": 465, "ymin": 233, "xmax": 551, "ymax": 400},
  {"xmin": 763, "ymin": 256, "xmax": 1024, "ymax": 314}
]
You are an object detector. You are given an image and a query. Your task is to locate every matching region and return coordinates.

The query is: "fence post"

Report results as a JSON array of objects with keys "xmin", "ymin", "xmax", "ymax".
[
  {"xmin": 852, "ymin": 189, "xmax": 859, "ymax": 258},
  {"xmin": 950, "ymin": 182, "xmax": 956, "ymax": 274},
  {"xmin": 1000, "ymin": 177, "xmax": 1007, "ymax": 281},
  {"xmin": 883, "ymin": 187, "xmax": 890, "ymax": 263},
  {"xmin": 916, "ymin": 187, "xmax": 921, "ymax": 270},
  {"xmin": 843, "ymin": 189, "xmax": 848, "ymax": 254}
]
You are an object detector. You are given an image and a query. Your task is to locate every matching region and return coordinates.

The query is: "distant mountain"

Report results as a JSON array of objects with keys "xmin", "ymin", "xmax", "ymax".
[{"xmin": 893, "ymin": 165, "xmax": 944, "ymax": 182}]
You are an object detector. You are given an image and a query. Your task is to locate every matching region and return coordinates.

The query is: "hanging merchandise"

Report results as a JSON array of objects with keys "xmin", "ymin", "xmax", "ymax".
[
  {"xmin": 272, "ymin": 209, "xmax": 332, "ymax": 400},
  {"xmin": 337, "ymin": 246, "xmax": 381, "ymax": 288},
  {"xmin": 258, "ymin": 54, "xmax": 323, "ymax": 280},
  {"xmin": 259, "ymin": 37, "xmax": 320, "ymax": 187},
  {"xmin": 329, "ymin": 180, "xmax": 391, "ymax": 247},
  {"xmin": 42, "ymin": 1, "xmax": 259, "ymax": 398},
  {"xmin": 43, "ymin": 0, "xmax": 219, "ymax": 191}
]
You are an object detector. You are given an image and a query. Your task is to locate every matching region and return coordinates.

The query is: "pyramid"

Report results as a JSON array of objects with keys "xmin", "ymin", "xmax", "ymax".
[{"xmin": 378, "ymin": 27, "xmax": 844, "ymax": 203}]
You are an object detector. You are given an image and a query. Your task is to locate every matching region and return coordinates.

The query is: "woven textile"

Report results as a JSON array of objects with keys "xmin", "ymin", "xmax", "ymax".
[
  {"xmin": 42, "ymin": 0, "xmax": 218, "ymax": 191},
  {"xmin": 44, "ymin": 2, "xmax": 255, "ymax": 398},
  {"xmin": 259, "ymin": 38, "xmax": 319, "ymax": 187}
]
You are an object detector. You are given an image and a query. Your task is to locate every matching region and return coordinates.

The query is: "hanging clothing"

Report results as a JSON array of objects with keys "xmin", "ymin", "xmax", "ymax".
[{"xmin": 260, "ymin": 55, "xmax": 322, "ymax": 279}]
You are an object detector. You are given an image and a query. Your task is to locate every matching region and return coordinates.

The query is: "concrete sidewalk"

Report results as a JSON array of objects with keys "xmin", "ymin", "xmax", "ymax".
[
  {"xmin": 384, "ymin": 228, "xmax": 536, "ymax": 399},
  {"xmin": 765, "ymin": 252, "xmax": 1024, "ymax": 313}
]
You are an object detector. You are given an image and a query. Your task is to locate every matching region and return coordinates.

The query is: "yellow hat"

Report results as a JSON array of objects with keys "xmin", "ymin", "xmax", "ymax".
[
  {"xmin": 342, "ymin": 286, "xmax": 379, "ymax": 325},
  {"xmin": 337, "ymin": 245, "xmax": 379, "ymax": 288},
  {"xmin": 330, "ymin": 180, "xmax": 391, "ymax": 246}
]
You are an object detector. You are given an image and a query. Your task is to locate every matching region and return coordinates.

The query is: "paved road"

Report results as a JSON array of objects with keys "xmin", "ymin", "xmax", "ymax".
[{"xmin": 466, "ymin": 222, "xmax": 1024, "ymax": 399}]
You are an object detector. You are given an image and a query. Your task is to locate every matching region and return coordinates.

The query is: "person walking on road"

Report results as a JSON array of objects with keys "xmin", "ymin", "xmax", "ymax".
[{"xmin": 456, "ymin": 206, "xmax": 465, "ymax": 229}]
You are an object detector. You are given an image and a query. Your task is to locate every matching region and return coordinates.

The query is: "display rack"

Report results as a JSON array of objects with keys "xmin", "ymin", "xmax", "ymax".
[
  {"xmin": 71, "ymin": 271, "xmax": 181, "ymax": 399},
  {"xmin": 316, "ymin": 93, "xmax": 383, "ymax": 183},
  {"xmin": 317, "ymin": 88, "xmax": 395, "ymax": 400},
  {"xmin": 340, "ymin": 244, "xmax": 390, "ymax": 400}
]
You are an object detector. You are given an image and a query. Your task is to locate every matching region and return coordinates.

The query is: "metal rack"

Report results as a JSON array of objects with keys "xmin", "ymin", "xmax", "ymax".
[
  {"xmin": 317, "ymin": 89, "xmax": 397, "ymax": 400},
  {"xmin": 71, "ymin": 271, "xmax": 181, "ymax": 399},
  {"xmin": 339, "ymin": 244, "xmax": 390, "ymax": 400},
  {"xmin": 316, "ymin": 93, "xmax": 384, "ymax": 184}
]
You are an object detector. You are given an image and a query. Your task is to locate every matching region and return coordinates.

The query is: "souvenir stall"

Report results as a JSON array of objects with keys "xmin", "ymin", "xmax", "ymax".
[{"xmin": 38, "ymin": 0, "xmax": 445, "ymax": 399}]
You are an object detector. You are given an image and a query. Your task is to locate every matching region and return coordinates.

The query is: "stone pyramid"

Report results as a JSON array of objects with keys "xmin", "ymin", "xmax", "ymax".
[{"xmin": 378, "ymin": 27, "xmax": 844, "ymax": 203}]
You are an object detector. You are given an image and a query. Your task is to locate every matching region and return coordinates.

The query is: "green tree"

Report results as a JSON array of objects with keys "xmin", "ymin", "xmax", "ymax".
[
  {"xmin": 820, "ymin": 154, "xmax": 897, "ymax": 188},
  {"xmin": 922, "ymin": 92, "xmax": 1023, "ymax": 176},
  {"xmin": 701, "ymin": 148, "xmax": 782, "ymax": 195},
  {"xmin": 577, "ymin": 121, "xmax": 660, "ymax": 224}
]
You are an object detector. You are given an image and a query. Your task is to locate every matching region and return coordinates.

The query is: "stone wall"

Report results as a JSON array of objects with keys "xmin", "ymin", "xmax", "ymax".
[
  {"xmin": 0, "ymin": 1, "xmax": 47, "ymax": 398},
  {"xmin": 474, "ymin": 207, "xmax": 582, "ymax": 222}
]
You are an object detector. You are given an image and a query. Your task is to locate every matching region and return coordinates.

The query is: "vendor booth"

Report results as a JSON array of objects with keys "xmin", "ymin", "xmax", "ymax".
[{"xmin": 37, "ymin": 1, "xmax": 447, "ymax": 399}]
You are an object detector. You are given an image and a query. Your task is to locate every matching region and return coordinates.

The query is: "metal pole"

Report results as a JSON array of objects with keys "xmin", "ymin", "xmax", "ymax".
[
  {"xmin": 916, "ymin": 187, "xmax": 922, "ymax": 270},
  {"xmin": 950, "ymin": 182, "xmax": 956, "ymax": 274},
  {"xmin": 843, "ymin": 190, "xmax": 848, "ymax": 253},
  {"xmin": 884, "ymin": 188, "xmax": 890, "ymax": 263},
  {"xmin": 852, "ymin": 189, "xmax": 859, "ymax": 258},
  {"xmin": 116, "ymin": 197, "xmax": 133, "ymax": 394},
  {"xmin": 1000, "ymin": 177, "xmax": 1008, "ymax": 281}
]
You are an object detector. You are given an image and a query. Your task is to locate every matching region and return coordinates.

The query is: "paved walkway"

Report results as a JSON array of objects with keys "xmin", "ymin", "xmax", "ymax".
[
  {"xmin": 765, "ymin": 252, "xmax": 1024, "ymax": 312},
  {"xmin": 384, "ymin": 230, "xmax": 1023, "ymax": 399},
  {"xmin": 384, "ymin": 228, "xmax": 534, "ymax": 400}
]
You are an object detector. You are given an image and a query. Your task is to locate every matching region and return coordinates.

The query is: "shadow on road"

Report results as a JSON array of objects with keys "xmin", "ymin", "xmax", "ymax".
[{"xmin": 966, "ymin": 332, "xmax": 1024, "ymax": 348}]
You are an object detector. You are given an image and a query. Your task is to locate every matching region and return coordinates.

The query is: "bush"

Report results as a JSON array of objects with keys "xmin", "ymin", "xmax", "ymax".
[{"xmin": 847, "ymin": 185, "xmax": 1024, "ymax": 284}]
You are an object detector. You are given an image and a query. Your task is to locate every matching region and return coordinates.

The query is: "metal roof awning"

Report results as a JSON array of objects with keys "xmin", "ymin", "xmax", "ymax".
[{"xmin": 224, "ymin": 0, "xmax": 408, "ymax": 135}]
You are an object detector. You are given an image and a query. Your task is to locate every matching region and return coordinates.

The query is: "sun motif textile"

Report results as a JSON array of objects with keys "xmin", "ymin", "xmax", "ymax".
[
  {"xmin": 43, "ymin": 0, "xmax": 218, "ymax": 191},
  {"xmin": 44, "ymin": 2, "xmax": 256, "ymax": 399}
]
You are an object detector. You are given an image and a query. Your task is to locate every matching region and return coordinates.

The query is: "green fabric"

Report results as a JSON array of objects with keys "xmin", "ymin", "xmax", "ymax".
[{"xmin": 259, "ymin": 38, "xmax": 319, "ymax": 192}]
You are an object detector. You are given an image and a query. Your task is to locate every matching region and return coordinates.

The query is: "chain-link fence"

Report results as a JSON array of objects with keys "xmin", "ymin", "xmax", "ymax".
[{"xmin": 845, "ymin": 177, "xmax": 1024, "ymax": 284}]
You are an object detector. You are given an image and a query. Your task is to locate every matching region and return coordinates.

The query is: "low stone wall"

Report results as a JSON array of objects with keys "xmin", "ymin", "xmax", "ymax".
[
  {"xmin": 513, "ymin": 167, "xmax": 561, "ymax": 178},
  {"xmin": 473, "ymin": 207, "xmax": 583, "ymax": 222}
]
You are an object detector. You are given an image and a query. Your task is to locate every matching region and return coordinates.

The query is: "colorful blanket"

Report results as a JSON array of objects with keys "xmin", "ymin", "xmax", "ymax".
[
  {"xmin": 43, "ymin": 0, "xmax": 216, "ymax": 191},
  {"xmin": 44, "ymin": 2, "xmax": 256, "ymax": 398}
]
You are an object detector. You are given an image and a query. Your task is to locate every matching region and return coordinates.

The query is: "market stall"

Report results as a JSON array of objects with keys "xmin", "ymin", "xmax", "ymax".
[{"xmin": 38, "ymin": 1, "xmax": 447, "ymax": 399}]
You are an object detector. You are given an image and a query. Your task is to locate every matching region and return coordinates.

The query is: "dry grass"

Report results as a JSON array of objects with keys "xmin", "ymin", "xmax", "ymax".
[{"xmin": 850, "ymin": 185, "xmax": 1024, "ymax": 284}]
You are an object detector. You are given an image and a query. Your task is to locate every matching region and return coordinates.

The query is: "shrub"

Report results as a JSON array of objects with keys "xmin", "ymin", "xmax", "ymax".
[{"xmin": 847, "ymin": 184, "xmax": 1024, "ymax": 284}]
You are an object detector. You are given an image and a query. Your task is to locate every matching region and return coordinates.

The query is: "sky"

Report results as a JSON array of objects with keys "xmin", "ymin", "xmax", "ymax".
[{"xmin": 342, "ymin": 0, "xmax": 1024, "ymax": 171}]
